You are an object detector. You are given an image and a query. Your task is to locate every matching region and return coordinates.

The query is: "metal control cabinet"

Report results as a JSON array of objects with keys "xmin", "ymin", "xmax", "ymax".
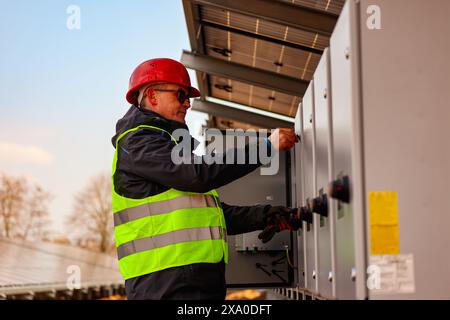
[
  {"xmin": 329, "ymin": 1, "xmax": 359, "ymax": 299},
  {"xmin": 300, "ymin": 83, "xmax": 317, "ymax": 294},
  {"xmin": 313, "ymin": 48, "xmax": 335, "ymax": 299},
  {"xmin": 294, "ymin": 106, "xmax": 306, "ymax": 290},
  {"xmin": 291, "ymin": 146, "xmax": 305, "ymax": 289},
  {"xmin": 218, "ymin": 151, "xmax": 297, "ymax": 288},
  {"xmin": 328, "ymin": 0, "xmax": 450, "ymax": 299}
]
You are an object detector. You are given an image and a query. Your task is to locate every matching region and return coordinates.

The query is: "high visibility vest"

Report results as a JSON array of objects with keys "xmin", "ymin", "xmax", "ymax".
[{"xmin": 112, "ymin": 124, "xmax": 228, "ymax": 280}]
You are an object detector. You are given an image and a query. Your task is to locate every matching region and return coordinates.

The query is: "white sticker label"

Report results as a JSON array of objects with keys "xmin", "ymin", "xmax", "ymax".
[{"xmin": 368, "ymin": 254, "xmax": 415, "ymax": 294}]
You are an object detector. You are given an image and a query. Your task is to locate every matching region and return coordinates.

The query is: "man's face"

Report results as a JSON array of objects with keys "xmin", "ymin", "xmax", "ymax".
[{"xmin": 147, "ymin": 83, "xmax": 191, "ymax": 124}]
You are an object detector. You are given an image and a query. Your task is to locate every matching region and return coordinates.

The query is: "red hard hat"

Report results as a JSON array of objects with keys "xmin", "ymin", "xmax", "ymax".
[{"xmin": 126, "ymin": 58, "xmax": 201, "ymax": 105}]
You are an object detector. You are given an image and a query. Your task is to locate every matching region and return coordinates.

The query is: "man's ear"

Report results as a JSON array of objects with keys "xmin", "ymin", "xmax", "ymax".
[{"xmin": 146, "ymin": 88, "xmax": 158, "ymax": 106}]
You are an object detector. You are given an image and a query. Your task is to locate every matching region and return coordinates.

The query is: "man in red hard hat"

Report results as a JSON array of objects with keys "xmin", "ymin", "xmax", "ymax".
[
  {"xmin": 125, "ymin": 58, "xmax": 201, "ymax": 123},
  {"xmin": 111, "ymin": 58, "xmax": 300, "ymax": 300}
]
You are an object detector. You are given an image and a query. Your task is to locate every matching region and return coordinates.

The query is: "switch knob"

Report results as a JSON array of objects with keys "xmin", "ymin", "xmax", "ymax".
[
  {"xmin": 328, "ymin": 175, "xmax": 350, "ymax": 203},
  {"xmin": 311, "ymin": 194, "xmax": 328, "ymax": 217},
  {"xmin": 299, "ymin": 205, "xmax": 313, "ymax": 224}
]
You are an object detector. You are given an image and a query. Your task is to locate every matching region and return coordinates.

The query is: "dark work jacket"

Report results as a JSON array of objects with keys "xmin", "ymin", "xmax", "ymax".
[{"xmin": 111, "ymin": 105, "xmax": 273, "ymax": 299}]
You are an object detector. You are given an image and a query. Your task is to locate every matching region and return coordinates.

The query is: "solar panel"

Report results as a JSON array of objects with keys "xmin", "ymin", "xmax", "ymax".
[
  {"xmin": 0, "ymin": 239, "xmax": 122, "ymax": 294},
  {"xmin": 278, "ymin": 0, "xmax": 345, "ymax": 15}
]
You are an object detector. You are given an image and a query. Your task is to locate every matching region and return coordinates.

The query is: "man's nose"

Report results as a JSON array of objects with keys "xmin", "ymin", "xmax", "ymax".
[{"xmin": 182, "ymin": 99, "xmax": 191, "ymax": 109}]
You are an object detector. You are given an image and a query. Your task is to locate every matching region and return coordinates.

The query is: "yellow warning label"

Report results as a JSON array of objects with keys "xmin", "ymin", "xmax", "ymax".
[{"xmin": 369, "ymin": 192, "xmax": 400, "ymax": 255}]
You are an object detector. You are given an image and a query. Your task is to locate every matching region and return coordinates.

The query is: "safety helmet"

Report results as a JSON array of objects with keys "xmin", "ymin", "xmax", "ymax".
[{"xmin": 126, "ymin": 58, "xmax": 200, "ymax": 105}]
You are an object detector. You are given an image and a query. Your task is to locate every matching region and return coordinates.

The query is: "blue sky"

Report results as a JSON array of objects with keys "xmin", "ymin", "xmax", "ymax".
[{"xmin": 0, "ymin": 0, "xmax": 207, "ymax": 233}]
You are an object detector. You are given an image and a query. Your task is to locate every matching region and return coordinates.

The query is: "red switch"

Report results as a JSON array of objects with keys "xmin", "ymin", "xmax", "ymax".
[
  {"xmin": 311, "ymin": 194, "xmax": 328, "ymax": 217},
  {"xmin": 299, "ymin": 205, "xmax": 313, "ymax": 224},
  {"xmin": 328, "ymin": 175, "xmax": 350, "ymax": 203}
]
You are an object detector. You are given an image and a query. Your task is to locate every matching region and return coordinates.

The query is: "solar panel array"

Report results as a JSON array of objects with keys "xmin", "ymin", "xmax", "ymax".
[
  {"xmin": 0, "ymin": 238, "xmax": 122, "ymax": 297},
  {"xmin": 184, "ymin": 0, "xmax": 345, "ymax": 128}
]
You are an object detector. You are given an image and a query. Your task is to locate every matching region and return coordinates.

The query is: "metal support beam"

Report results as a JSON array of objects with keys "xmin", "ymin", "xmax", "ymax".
[
  {"xmin": 192, "ymin": 99, "xmax": 293, "ymax": 129},
  {"xmin": 182, "ymin": 0, "xmax": 210, "ymax": 97},
  {"xmin": 181, "ymin": 50, "xmax": 308, "ymax": 97},
  {"xmin": 183, "ymin": 0, "xmax": 200, "ymax": 53},
  {"xmin": 200, "ymin": 20, "xmax": 323, "ymax": 56},
  {"xmin": 191, "ymin": 0, "xmax": 338, "ymax": 36}
]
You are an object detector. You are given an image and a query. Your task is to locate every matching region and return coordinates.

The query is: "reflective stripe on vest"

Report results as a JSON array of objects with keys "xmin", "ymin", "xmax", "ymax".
[
  {"xmin": 114, "ymin": 194, "xmax": 218, "ymax": 226},
  {"xmin": 112, "ymin": 124, "xmax": 228, "ymax": 280},
  {"xmin": 117, "ymin": 226, "xmax": 226, "ymax": 259}
]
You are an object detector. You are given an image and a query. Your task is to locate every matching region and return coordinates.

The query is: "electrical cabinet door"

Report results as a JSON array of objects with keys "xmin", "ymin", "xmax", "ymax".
[
  {"xmin": 294, "ymin": 105, "xmax": 305, "ymax": 289},
  {"xmin": 329, "ymin": 0, "xmax": 359, "ymax": 300},
  {"xmin": 357, "ymin": 0, "xmax": 450, "ymax": 299},
  {"xmin": 313, "ymin": 48, "xmax": 334, "ymax": 299},
  {"xmin": 301, "ymin": 83, "xmax": 317, "ymax": 294}
]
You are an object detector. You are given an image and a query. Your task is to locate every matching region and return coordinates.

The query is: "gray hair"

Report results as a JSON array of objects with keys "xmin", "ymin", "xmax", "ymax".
[{"xmin": 137, "ymin": 83, "xmax": 171, "ymax": 107}]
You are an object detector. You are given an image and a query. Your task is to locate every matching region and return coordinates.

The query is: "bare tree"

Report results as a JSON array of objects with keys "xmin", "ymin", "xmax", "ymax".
[
  {"xmin": 0, "ymin": 173, "xmax": 51, "ymax": 240},
  {"xmin": 68, "ymin": 173, "xmax": 113, "ymax": 253},
  {"xmin": 20, "ymin": 185, "xmax": 52, "ymax": 241},
  {"xmin": 0, "ymin": 173, "xmax": 26, "ymax": 238}
]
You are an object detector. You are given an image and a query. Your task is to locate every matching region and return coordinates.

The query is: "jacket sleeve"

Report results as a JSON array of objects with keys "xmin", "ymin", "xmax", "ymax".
[
  {"xmin": 221, "ymin": 202, "xmax": 270, "ymax": 235},
  {"xmin": 118, "ymin": 128, "xmax": 272, "ymax": 193}
]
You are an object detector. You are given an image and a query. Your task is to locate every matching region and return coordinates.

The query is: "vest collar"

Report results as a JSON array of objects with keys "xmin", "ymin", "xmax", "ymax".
[
  {"xmin": 135, "ymin": 106, "xmax": 200, "ymax": 151},
  {"xmin": 135, "ymin": 105, "xmax": 189, "ymax": 135}
]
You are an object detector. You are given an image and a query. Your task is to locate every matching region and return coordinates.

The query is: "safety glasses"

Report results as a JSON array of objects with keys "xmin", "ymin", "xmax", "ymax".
[{"xmin": 152, "ymin": 88, "xmax": 190, "ymax": 104}]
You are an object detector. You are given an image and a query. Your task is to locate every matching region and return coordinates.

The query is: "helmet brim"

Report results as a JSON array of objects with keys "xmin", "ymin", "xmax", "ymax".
[{"xmin": 189, "ymin": 86, "xmax": 201, "ymax": 98}]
